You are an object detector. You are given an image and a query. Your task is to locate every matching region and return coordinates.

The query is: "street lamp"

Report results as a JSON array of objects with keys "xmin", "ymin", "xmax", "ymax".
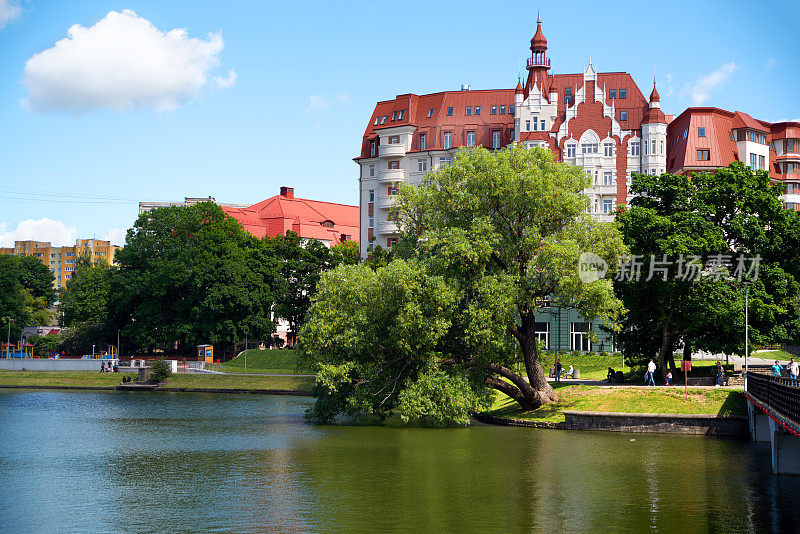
[{"xmin": 744, "ymin": 281, "xmax": 751, "ymax": 392}]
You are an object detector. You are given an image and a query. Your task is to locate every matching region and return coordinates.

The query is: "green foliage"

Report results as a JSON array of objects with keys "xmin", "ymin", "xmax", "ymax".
[
  {"xmin": 60, "ymin": 323, "xmax": 111, "ymax": 356},
  {"xmin": 26, "ymin": 333, "xmax": 61, "ymax": 356},
  {"xmin": 149, "ymin": 359, "xmax": 172, "ymax": 383},
  {"xmin": 17, "ymin": 255, "xmax": 56, "ymax": 307},
  {"xmin": 109, "ymin": 202, "xmax": 279, "ymax": 353},
  {"xmin": 0, "ymin": 255, "xmax": 54, "ymax": 340},
  {"xmin": 617, "ymin": 163, "xmax": 800, "ymax": 368},
  {"xmin": 397, "ymin": 367, "xmax": 493, "ymax": 427},
  {"xmin": 363, "ymin": 245, "xmax": 392, "ymax": 271},
  {"xmin": 329, "ymin": 240, "xmax": 361, "ymax": 267},
  {"xmin": 60, "ymin": 261, "xmax": 112, "ymax": 326}
]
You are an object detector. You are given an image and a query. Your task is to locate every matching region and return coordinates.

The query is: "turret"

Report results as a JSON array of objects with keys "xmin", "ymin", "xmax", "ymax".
[
  {"xmin": 524, "ymin": 12, "xmax": 551, "ymax": 98},
  {"xmin": 640, "ymin": 80, "xmax": 668, "ymax": 176}
]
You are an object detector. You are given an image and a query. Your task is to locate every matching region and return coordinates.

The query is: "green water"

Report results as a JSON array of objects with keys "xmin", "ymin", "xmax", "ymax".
[{"xmin": 0, "ymin": 390, "xmax": 797, "ymax": 533}]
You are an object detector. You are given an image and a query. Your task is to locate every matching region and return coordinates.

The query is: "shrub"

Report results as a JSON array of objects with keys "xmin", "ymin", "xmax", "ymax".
[{"xmin": 149, "ymin": 359, "xmax": 172, "ymax": 383}]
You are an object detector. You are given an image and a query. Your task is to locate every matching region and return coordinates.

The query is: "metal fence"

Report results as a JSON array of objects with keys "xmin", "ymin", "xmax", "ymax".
[{"xmin": 746, "ymin": 372, "xmax": 800, "ymax": 428}]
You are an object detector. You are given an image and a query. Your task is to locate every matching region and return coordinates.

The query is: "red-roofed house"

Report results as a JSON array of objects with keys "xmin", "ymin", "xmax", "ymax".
[
  {"xmin": 221, "ymin": 187, "xmax": 358, "ymax": 247},
  {"xmin": 355, "ymin": 15, "xmax": 671, "ymax": 257}
]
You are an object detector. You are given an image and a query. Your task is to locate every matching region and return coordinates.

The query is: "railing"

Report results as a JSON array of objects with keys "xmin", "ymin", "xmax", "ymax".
[
  {"xmin": 746, "ymin": 372, "xmax": 800, "ymax": 430},
  {"xmin": 526, "ymin": 57, "xmax": 550, "ymax": 68}
]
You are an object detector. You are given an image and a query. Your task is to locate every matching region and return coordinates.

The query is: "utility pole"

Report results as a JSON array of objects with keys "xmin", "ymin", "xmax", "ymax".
[
  {"xmin": 6, "ymin": 317, "xmax": 10, "ymax": 359},
  {"xmin": 117, "ymin": 329, "xmax": 121, "ymax": 359}
]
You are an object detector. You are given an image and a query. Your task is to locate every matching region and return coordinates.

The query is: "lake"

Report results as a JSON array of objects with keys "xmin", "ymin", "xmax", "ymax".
[{"xmin": 0, "ymin": 390, "xmax": 798, "ymax": 533}]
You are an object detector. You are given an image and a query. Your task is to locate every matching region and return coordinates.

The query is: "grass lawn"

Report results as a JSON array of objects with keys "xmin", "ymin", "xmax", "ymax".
[
  {"xmin": 162, "ymin": 373, "xmax": 314, "ymax": 391},
  {"xmin": 0, "ymin": 370, "xmax": 137, "ymax": 388},
  {"xmin": 752, "ymin": 349, "xmax": 794, "ymax": 361},
  {"xmin": 537, "ymin": 352, "xmax": 631, "ymax": 380},
  {"xmin": 215, "ymin": 349, "xmax": 312, "ymax": 375},
  {"xmin": 486, "ymin": 384, "xmax": 746, "ymax": 423}
]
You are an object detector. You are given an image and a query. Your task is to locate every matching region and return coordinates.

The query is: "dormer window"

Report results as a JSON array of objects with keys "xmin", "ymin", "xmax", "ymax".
[
  {"xmin": 322, "ymin": 220, "xmax": 335, "ymax": 228},
  {"xmin": 397, "ymin": 110, "xmax": 405, "ymax": 120},
  {"xmin": 427, "ymin": 108, "xmax": 434, "ymax": 118},
  {"xmin": 380, "ymin": 116, "xmax": 387, "ymax": 125},
  {"xmin": 391, "ymin": 111, "xmax": 398, "ymax": 121}
]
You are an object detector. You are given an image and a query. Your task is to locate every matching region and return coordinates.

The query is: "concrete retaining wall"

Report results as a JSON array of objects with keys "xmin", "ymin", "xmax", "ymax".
[
  {"xmin": 563, "ymin": 410, "xmax": 748, "ymax": 436},
  {"xmin": 0, "ymin": 359, "xmax": 117, "ymax": 372}
]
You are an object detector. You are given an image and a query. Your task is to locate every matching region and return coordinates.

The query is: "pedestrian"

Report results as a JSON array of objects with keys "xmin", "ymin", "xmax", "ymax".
[
  {"xmin": 568, "ymin": 364, "xmax": 574, "ymax": 378},
  {"xmin": 772, "ymin": 360, "xmax": 784, "ymax": 378},
  {"xmin": 788, "ymin": 358, "xmax": 799, "ymax": 387},
  {"xmin": 555, "ymin": 359, "xmax": 562, "ymax": 383},
  {"xmin": 715, "ymin": 362, "xmax": 725, "ymax": 387},
  {"xmin": 646, "ymin": 359, "xmax": 656, "ymax": 386},
  {"xmin": 666, "ymin": 371, "xmax": 673, "ymax": 386}
]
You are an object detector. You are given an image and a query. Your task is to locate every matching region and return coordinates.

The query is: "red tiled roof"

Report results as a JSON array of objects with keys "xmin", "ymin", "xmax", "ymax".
[
  {"xmin": 650, "ymin": 84, "xmax": 660, "ymax": 103},
  {"xmin": 732, "ymin": 111, "xmax": 769, "ymax": 132},
  {"xmin": 222, "ymin": 190, "xmax": 358, "ymax": 246},
  {"xmin": 531, "ymin": 23, "xmax": 547, "ymax": 50}
]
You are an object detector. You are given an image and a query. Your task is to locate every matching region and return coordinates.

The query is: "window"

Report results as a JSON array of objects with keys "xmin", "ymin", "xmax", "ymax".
[
  {"xmin": 444, "ymin": 132, "xmax": 452, "ymax": 149},
  {"xmin": 427, "ymin": 108, "xmax": 434, "ymax": 118},
  {"xmin": 388, "ymin": 184, "xmax": 398, "ymax": 195},
  {"xmin": 698, "ymin": 126, "xmax": 706, "ymax": 137},
  {"xmin": 603, "ymin": 171, "xmax": 613, "ymax": 185},
  {"xmin": 492, "ymin": 130, "xmax": 501, "ymax": 149},
  {"xmin": 651, "ymin": 139, "xmax": 656, "ymax": 155},
  {"xmin": 50, "ymin": 253, "xmax": 55, "ymax": 258},
  {"xmin": 369, "ymin": 217, "xmax": 374, "ymax": 228},
  {"xmin": 683, "ymin": 129, "xmax": 688, "ymax": 140},
  {"xmin": 417, "ymin": 158, "xmax": 428, "ymax": 172},
  {"xmin": 609, "ymin": 89, "xmax": 616, "ymax": 99},
  {"xmin": 388, "ymin": 160, "xmax": 400, "ymax": 169},
  {"xmin": 380, "ymin": 116, "xmax": 387, "ymax": 124},
  {"xmin": 540, "ymin": 120, "xmax": 545, "ymax": 131},
  {"xmin": 50, "ymin": 261, "xmax": 55, "ymax": 265},
  {"xmin": 787, "ymin": 162, "xmax": 800, "ymax": 174},
  {"xmin": 474, "ymin": 106, "xmax": 481, "ymax": 115},
  {"xmin": 490, "ymin": 105, "xmax": 497, "ymax": 115},
  {"xmin": 534, "ymin": 322, "xmax": 550, "ymax": 350},
  {"xmin": 369, "ymin": 164, "xmax": 375, "ymax": 177},
  {"xmin": 697, "ymin": 149, "xmax": 710, "ymax": 161},
  {"xmin": 620, "ymin": 110, "xmax": 628, "ymax": 121},
  {"xmin": 661, "ymin": 140, "xmax": 664, "ymax": 155},
  {"xmin": 65, "ymin": 267, "xmax": 75, "ymax": 272},
  {"xmin": 446, "ymin": 106, "xmax": 454, "ymax": 116},
  {"xmin": 388, "ymin": 135, "xmax": 400, "ymax": 144},
  {"xmin": 465, "ymin": 106, "xmax": 472, "ymax": 116},
  {"xmin": 729, "ymin": 131, "xmax": 735, "ymax": 141},
  {"xmin": 526, "ymin": 120, "xmax": 531, "ymax": 131},
  {"xmin": 788, "ymin": 203, "xmax": 800, "ymax": 211},
  {"xmin": 370, "ymin": 140, "xmax": 376, "ymax": 156},
  {"xmin": 603, "ymin": 199, "xmax": 613, "ymax": 213},
  {"xmin": 369, "ymin": 189, "xmax": 374, "ymax": 202},
  {"xmin": 500, "ymin": 105, "xmax": 507, "ymax": 114},
  {"xmin": 788, "ymin": 183, "xmax": 800, "ymax": 194},
  {"xmin": 439, "ymin": 157, "xmax": 452, "ymax": 166},
  {"xmin": 581, "ymin": 143, "xmax": 599, "ymax": 154},
  {"xmin": 631, "ymin": 141, "xmax": 640, "ymax": 156},
  {"xmin": 570, "ymin": 322, "xmax": 591, "ymax": 351},
  {"xmin": 322, "ymin": 220, "xmax": 335, "ymax": 228},
  {"xmin": 397, "ymin": 110, "xmax": 404, "ymax": 120},
  {"xmin": 419, "ymin": 133, "xmax": 426, "ymax": 151},
  {"xmin": 786, "ymin": 140, "xmax": 800, "ymax": 153},
  {"xmin": 391, "ymin": 111, "xmax": 398, "ymax": 121},
  {"xmin": 387, "ymin": 238, "xmax": 398, "ymax": 247},
  {"xmin": 374, "ymin": 117, "xmax": 380, "ymax": 125},
  {"xmin": 619, "ymin": 89, "xmax": 627, "ymax": 99},
  {"xmin": 604, "ymin": 143, "xmax": 613, "ymax": 157},
  {"xmin": 66, "ymin": 259, "xmax": 75, "ymax": 264},
  {"xmin": 567, "ymin": 144, "xmax": 576, "ymax": 158},
  {"xmin": 759, "ymin": 155, "xmax": 766, "ymax": 170},
  {"xmin": 750, "ymin": 153, "xmax": 757, "ymax": 168},
  {"xmin": 467, "ymin": 131, "xmax": 475, "ymax": 147}
]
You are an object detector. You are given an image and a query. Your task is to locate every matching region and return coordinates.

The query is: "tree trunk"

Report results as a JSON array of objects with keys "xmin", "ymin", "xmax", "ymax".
[
  {"xmin": 657, "ymin": 323, "xmax": 672, "ymax": 384},
  {"xmin": 517, "ymin": 311, "xmax": 557, "ymax": 405},
  {"xmin": 682, "ymin": 338, "xmax": 692, "ymax": 362}
]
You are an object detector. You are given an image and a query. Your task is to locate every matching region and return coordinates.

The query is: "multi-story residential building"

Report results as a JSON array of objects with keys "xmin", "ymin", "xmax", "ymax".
[
  {"xmin": 0, "ymin": 239, "xmax": 120, "ymax": 289},
  {"xmin": 667, "ymin": 108, "xmax": 800, "ymax": 208},
  {"xmin": 138, "ymin": 196, "xmax": 248, "ymax": 214},
  {"xmin": 355, "ymin": 16, "xmax": 671, "ymax": 258}
]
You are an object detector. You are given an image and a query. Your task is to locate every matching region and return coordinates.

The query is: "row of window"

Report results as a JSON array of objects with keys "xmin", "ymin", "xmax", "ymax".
[
  {"xmin": 785, "ymin": 139, "xmax": 800, "ymax": 154},
  {"xmin": 749, "ymin": 153, "xmax": 767, "ymax": 170},
  {"xmin": 524, "ymin": 119, "xmax": 547, "ymax": 132},
  {"xmin": 607, "ymin": 88, "xmax": 628, "ymax": 100},
  {"xmin": 739, "ymin": 129, "xmax": 768, "ymax": 144},
  {"xmin": 786, "ymin": 183, "xmax": 800, "ymax": 194},
  {"xmin": 533, "ymin": 321, "xmax": 607, "ymax": 352},
  {"xmin": 785, "ymin": 162, "xmax": 800, "ymax": 174},
  {"xmin": 446, "ymin": 105, "xmax": 516, "ymax": 117},
  {"xmin": 373, "ymin": 110, "xmax": 406, "ymax": 126}
]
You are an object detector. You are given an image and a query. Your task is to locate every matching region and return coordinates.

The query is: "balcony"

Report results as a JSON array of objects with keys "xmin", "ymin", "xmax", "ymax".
[
  {"xmin": 592, "ymin": 212, "xmax": 615, "ymax": 223},
  {"xmin": 526, "ymin": 57, "xmax": 551, "ymax": 68},
  {"xmin": 588, "ymin": 184, "xmax": 617, "ymax": 196},
  {"xmin": 377, "ymin": 220, "xmax": 399, "ymax": 233},
  {"xmin": 375, "ymin": 195, "xmax": 397, "ymax": 209},
  {"xmin": 379, "ymin": 143, "xmax": 406, "ymax": 158},
  {"xmin": 378, "ymin": 168, "xmax": 404, "ymax": 183},
  {"xmin": 777, "ymin": 153, "xmax": 800, "ymax": 162}
]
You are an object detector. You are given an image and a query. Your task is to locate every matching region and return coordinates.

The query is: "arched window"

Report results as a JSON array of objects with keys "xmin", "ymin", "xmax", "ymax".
[{"xmin": 322, "ymin": 220, "xmax": 335, "ymax": 228}]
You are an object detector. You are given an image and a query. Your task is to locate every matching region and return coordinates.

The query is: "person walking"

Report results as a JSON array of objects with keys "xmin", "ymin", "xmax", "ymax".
[
  {"xmin": 772, "ymin": 360, "xmax": 784, "ymax": 378},
  {"xmin": 665, "ymin": 371, "xmax": 673, "ymax": 386},
  {"xmin": 715, "ymin": 362, "xmax": 725, "ymax": 387},
  {"xmin": 646, "ymin": 359, "xmax": 656, "ymax": 386},
  {"xmin": 788, "ymin": 358, "xmax": 799, "ymax": 386},
  {"xmin": 555, "ymin": 359, "xmax": 562, "ymax": 384}
]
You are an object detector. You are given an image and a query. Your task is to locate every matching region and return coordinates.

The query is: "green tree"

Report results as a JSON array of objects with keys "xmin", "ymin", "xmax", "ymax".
[
  {"xmin": 17, "ymin": 255, "xmax": 56, "ymax": 307},
  {"xmin": 0, "ymin": 255, "xmax": 54, "ymax": 341},
  {"xmin": 60, "ymin": 261, "xmax": 112, "ymax": 326},
  {"xmin": 329, "ymin": 240, "xmax": 360, "ymax": 266},
  {"xmin": 617, "ymin": 163, "xmax": 800, "ymax": 373},
  {"xmin": 108, "ymin": 202, "xmax": 279, "ymax": 355},
  {"xmin": 302, "ymin": 146, "xmax": 626, "ymax": 420}
]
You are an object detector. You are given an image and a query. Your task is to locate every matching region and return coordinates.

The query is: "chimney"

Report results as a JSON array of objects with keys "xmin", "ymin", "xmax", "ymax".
[
  {"xmin": 460, "ymin": 84, "xmax": 471, "ymax": 91},
  {"xmin": 280, "ymin": 186, "xmax": 294, "ymax": 199}
]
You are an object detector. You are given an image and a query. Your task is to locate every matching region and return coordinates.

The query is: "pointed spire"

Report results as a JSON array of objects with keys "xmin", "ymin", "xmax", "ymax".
[
  {"xmin": 515, "ymin": 76, "xmax": 523, "ymax": 95},
  {"xmin": 530, "ymin": 15, "xmax": 547, "ymax": 51},
  {"xmin": 650, "ymin": 80, "xmax": 660, "ymax": 103}
]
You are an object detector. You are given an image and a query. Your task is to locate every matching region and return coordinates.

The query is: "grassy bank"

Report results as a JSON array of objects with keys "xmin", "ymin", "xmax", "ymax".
[
  {"xmin": 486, "ymin": 384, "xmax": 745, "ymax": 423},
  {"xmin": 0, "ymin": 370, "xmax": 314, "ymax": 392},
  {"xmin": 214, "ymin": 349, "xmax": 312, "ymax": 375}
]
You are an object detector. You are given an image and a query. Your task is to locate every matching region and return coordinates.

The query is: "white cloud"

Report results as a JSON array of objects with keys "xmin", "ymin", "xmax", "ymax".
[
  {"xmin": 306, "ymin": 95, "xmax": 329, "ymax": 111},
  {"xmin": 681, "ymin": 62, "xmax": 739, "ymax": 106},
  {"xmin": 103, "ymin": 227, "xmax": 127, "ymax": 246},
  {"xmin": 22, "ymin": 9, "xmax": 235, "ymax": 113},
  {"xmin": 764, "ymin": 58, "xmax": 776, "ymax": 70},
  {"xmin": 0, "ymin": 0, "xmax": 21, "ymax": 30},
  {"xmin": 213, "ymin": 69, "xmax": 237, "ymax": 89},
  {"xmin": 0, "ymin": 219, "xmax": 78, "ymax": 247}
]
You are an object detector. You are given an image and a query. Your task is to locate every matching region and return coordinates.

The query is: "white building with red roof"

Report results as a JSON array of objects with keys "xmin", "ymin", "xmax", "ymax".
[{"xmin": 355, "ymin": 15, "xmax": 671, "ymax": 257}]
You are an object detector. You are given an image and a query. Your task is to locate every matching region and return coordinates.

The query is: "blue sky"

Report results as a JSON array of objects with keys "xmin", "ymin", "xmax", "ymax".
[{"xmin": 1, "ymin": 0, "xmax": 798, "ymax": 246}]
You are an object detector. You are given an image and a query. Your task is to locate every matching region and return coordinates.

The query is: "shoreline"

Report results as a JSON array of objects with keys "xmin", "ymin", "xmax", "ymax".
[{"xmin": 0, "ymin": 384, "xmax": 312, "ymax": 396}]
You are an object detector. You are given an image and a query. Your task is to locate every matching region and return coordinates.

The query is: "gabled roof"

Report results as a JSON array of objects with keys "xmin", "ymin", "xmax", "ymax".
[{"xmin": 732, "ymin": 111, "xmax": 770, "ymax": 132}]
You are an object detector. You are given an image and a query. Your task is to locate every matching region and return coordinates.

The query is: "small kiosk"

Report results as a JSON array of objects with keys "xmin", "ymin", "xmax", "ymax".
[{"xmin": 197, "ymin": 344, "xmax": 214, "ymax": 364}]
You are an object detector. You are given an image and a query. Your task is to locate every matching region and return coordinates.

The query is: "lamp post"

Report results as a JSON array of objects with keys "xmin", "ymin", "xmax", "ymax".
[
  {"xmin": 744, "ymin": 281, "xmax": 751, "ymax": 392},
  {"xmin": 6, "ymin": 317, "xmax": 11, "ymax": 359}
]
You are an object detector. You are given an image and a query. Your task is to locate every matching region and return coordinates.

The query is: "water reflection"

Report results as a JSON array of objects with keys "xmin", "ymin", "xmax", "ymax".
[{"xmin": 0, "ymin": 390, "xmax": 798, "ymax": 533}]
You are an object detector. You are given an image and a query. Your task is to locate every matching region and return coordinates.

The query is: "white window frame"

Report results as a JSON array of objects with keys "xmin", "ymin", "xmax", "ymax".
[
  {"xmin": 570, "ymin": 322, "xmax": 591, "ymax": 352},
  {"xmin": 444, "ymin": 132, "xmax": 452, "ymax": 149}
]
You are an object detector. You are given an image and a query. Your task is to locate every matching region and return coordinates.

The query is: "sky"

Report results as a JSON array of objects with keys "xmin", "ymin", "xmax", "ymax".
[{"xmin": 1, "ymin": 0, "xmax": 798, "ymax": 247}]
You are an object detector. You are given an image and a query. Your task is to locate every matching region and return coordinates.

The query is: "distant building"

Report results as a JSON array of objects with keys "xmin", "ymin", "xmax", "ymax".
[
  {"xmin": 0, "ymin": 239, "xmax": 120, "ymax": 289},
  {"xmin": 222, "ymin": 187, "xmax": 358, "ymax": 247},
  {"xmin": 138, "ymin": 196, "xmax": 248, "ymax": 214}
]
